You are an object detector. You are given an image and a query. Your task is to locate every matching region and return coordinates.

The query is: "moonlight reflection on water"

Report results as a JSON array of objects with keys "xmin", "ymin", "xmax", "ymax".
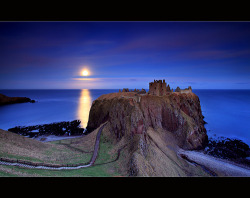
[{"xmin": 78, "ymin": 89, "xmax": 92, "ymax": 128}]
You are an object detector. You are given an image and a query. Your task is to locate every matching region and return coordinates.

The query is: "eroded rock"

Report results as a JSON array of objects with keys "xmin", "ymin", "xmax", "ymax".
[{"xmin": 87, "ymin": 92, "xmax": 207, "ymax": 150}]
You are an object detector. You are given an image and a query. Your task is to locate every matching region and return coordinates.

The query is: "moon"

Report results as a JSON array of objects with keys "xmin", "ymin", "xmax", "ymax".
[{"xmin": 82, "ymin": 70, "xmax": 89, "ymax": 76}]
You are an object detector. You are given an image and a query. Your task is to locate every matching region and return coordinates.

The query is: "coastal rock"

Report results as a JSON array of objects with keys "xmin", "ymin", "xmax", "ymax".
[
  {"xmin": 0, "ymin": 93, "xmax": 36, "ymax": 105},
  {"xmin": 87, "ymin": 92, "xmax": 207, "ymax": 150},
  {"xmin": 85, "ymin": 80, "xmax": 248, "ymax": 176},
  {"xmin": 204, "ymin": 136, "xmax": 250, "ymax": 160},
  {"xmin": 86, "ymin": 91, "xmax": 209, "ymax": 176},
  {"xmin": 8, "ymin": 120, "xmax": 84, "ymax": 138}
]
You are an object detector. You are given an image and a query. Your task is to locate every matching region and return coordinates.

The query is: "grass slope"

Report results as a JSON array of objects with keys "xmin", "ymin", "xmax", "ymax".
[{"xmin": 0, "ymin": 128, "xmax": 123, "ymax": 177}]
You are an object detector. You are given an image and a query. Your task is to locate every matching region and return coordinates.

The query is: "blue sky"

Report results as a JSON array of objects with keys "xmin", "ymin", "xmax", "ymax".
[{"xmin": 0, "ymin": 21, "xmax": 250, "ymax": 89}]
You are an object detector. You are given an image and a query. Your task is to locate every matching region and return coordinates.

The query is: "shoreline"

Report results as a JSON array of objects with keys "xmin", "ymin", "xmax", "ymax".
[
  {"xmin": 34, "ymin": 132, "xmax": 250, "ymax": 176},
  {"xmin": 178, "ymin": 149, "xmax": 250, "ymax": 176},
  {"xmin": 8, "ymin": 120, "xmax": 85, "ymax": 138}
]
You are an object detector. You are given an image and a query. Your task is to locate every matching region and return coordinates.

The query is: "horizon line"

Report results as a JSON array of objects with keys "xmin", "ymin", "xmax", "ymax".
[{"xmin": 1, "ymin": 88, "xmax": 250, "ymax": 90}]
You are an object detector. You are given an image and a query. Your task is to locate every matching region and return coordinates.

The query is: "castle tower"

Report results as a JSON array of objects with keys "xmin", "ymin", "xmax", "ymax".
[{"xmin": 148, "ymin": 79, "xmax": 171, "ymax": 96}]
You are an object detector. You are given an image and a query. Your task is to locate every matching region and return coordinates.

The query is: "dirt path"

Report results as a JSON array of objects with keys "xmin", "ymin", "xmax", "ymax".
[
  {"xmin": 0, "ymin": 123, "xmax": 107, "ymax": 170},
  {"xmin": 178, "ymin": 149, "xmax": 250, "ymax": 176},
  {"xmin": 89, "ymin": 123, "xmax": 107, "ymax": 165}
]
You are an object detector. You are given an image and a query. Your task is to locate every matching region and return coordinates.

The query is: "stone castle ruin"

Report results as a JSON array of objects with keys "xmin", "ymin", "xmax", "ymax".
[
  {"xmin": 119, "ymin": 79, "xmax": 192, "ymax": 96},
  {"xmin": 148, "ymin": 79, "xmax": 192, "ymax": 96},
  {"xmin": 148, "ymin": 79, "xmax": 172, "ymax": 96},
  {"xmin": 175, "ymin": 86, "xmax": 192, "ymax": 93},
  {"xmin": 119, "ymin": 88, "xmax": 146, "ymax": 94}
]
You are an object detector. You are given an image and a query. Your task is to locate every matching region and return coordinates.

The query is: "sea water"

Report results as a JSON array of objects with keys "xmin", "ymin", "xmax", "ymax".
[
  {"xmin": 193, "ymin": 89, "xmax": 250, "ymax": 145},
  {"xmin": 0, "ymin": 89, "xmax": 118, "ymax": 130},
  {"xmin": 0, "ymin": 89, "xmax": 249, "ymax": 146}
]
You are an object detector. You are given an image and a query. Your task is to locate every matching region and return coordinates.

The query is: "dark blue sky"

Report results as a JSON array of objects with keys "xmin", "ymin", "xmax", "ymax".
[{"xmin": 0, "ymin": 21, "xmax": 250, "ymax": 89}]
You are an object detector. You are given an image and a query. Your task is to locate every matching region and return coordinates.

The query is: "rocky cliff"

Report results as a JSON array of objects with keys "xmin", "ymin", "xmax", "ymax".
[
  {"xmin": 87, "ymin": 92, "xmax": 207, "ymax": 150},
  {"xmin": 86, "ymin": 91, "xmax": 209, "ymax": 176}
]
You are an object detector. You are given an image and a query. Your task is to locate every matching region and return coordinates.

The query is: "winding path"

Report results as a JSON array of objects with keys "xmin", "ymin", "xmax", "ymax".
[{"xmin": 0, "ymin": 123, "xmax": 107, "ymax": 170}]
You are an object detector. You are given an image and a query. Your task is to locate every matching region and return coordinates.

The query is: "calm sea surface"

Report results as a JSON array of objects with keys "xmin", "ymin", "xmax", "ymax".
[{"xmin": 0, "ymin": 89, "xmax": 250, "ymax": 145}]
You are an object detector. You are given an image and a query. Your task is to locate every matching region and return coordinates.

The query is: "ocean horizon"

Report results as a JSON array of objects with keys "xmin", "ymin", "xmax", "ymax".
[{"xmin": 0, "ymin": 89, "xmax": 250, "ymax": 146}]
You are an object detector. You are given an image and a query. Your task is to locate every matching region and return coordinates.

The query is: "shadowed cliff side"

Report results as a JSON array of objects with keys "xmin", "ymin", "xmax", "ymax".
[{"xmin": 86, "ymin": 91, "xmax": 209, "ymax": 176}]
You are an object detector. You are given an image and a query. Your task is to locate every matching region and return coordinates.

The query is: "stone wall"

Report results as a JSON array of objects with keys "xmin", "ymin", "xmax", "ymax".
[
  {"xmin": 148, "ymin": 79, "xmax": 170, "ymax": 96},
  {"xmin": 175, "ymin": 86, "xmax": 192, "ymax": 93}
]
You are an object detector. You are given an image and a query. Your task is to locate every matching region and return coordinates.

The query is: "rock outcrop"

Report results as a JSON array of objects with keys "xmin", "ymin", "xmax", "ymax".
[
  {"xmin": 87, "ymin": 92, "xmax": 207, "ymax": 150},
  {"xmin": 86, "ymin": 91, "xmax": 208, "ymax": 176},
  {"xmin": 8, "ymin": 120, "xmax": 84, "ymax": 138},
  {"xmin": 0, "ymin": 93, "xmax": 35, "ymax": 105}
]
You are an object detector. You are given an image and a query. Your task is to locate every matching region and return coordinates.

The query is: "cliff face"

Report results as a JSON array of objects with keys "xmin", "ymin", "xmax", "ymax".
[
  {"xmin": 87, "ymin": 92, "xmax": 207, "ymax": 150},
  {"xmin": 86, "ymin": 91, "xmax": 208, "ymax": 176}
]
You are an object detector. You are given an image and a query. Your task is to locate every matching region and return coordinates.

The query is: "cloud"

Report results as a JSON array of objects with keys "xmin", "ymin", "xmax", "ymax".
[
  {"xmin": 179, "ymin": 49, "xmax": 250, "ymax": 60},
  {"xmin": 72, "ymin": 78, "xmax": 96, "ymax": 81}
]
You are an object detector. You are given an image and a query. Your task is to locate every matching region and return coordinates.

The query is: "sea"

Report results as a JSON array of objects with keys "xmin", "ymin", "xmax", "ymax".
[{"xmin": 0, "ymin": 89, "xmax": 250, "ymax": 146}]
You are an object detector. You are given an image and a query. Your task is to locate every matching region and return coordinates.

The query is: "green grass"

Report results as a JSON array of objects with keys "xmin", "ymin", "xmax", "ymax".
[
  {"xmin": 0, "ymin": 170, "xmax": 15, "ymax": 177},
  {"xmin": 0, "ymin": 153, "xmax": 44, "ymax": 163},
  {"xmin": 0, "ymin": 133, "xmax": 123, "ymax": 177}
]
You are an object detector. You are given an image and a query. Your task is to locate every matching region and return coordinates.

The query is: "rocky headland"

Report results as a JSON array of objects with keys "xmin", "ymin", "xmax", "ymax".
[
  {"xmin": 87, "ymin": 91, "xmax": 208, "ymax": 150},
  {"xmin": 86, "ymin": 89, "xmax": 211, "ymax": 176},
  {"xmin": 2, "ymin": 80, "xmax": 249, "ymax": 176},
  {"xmin": 86, "ymin": 80, "xmax": 250, "ymax": 176},
  {"xmin": 0, "ymin": 93, "xmax": 35, "ymax": 105}
]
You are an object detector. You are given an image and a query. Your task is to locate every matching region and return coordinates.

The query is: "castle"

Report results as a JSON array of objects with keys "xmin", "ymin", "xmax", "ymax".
[
  {"xmin": 148, "ymin": 79, "xmax": 172, "ymax": 96},
  {"xmin": 119, "ymin": 79, "xmax": 192, "ymax": 96},
  {"xmin": 148, "ymin": 79, "xmax": 192, "ymax": 96}
]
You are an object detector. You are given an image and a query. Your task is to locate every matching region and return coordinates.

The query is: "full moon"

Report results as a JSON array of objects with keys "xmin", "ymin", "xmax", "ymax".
[{"xmin": 82, "ymin": 70, "xmax": 89, "ymax": 76}]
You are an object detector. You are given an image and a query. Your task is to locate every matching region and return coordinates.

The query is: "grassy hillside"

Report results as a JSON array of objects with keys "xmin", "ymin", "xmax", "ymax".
[
  {"xmin": 0, "ymin": 128, "xmax": 124, "ymax": 177},
  {"xmin": 0, "ymin": 124, "xmax": 211, "ymax": 177}
]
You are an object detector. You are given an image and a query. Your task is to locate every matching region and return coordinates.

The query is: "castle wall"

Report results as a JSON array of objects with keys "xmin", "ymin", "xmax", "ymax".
[
  {"xmin": 176, "ymin": 86, "xmax": 192, "ymax": 93},
  {"xmin": 179, "ymin": 89, "xmax": 192, "ymax": 94}
]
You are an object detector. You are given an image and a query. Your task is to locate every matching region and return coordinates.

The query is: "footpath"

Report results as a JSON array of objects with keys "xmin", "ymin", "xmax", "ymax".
[{"xmin": 0, "ymin": 123, "xmax": 107, "ymax": 170}]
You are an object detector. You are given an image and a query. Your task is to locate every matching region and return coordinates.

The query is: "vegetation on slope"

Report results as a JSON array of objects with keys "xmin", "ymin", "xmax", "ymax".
[{"xmin": 0, "ymin": 128, "xmax": 124, "ymax": 177}]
